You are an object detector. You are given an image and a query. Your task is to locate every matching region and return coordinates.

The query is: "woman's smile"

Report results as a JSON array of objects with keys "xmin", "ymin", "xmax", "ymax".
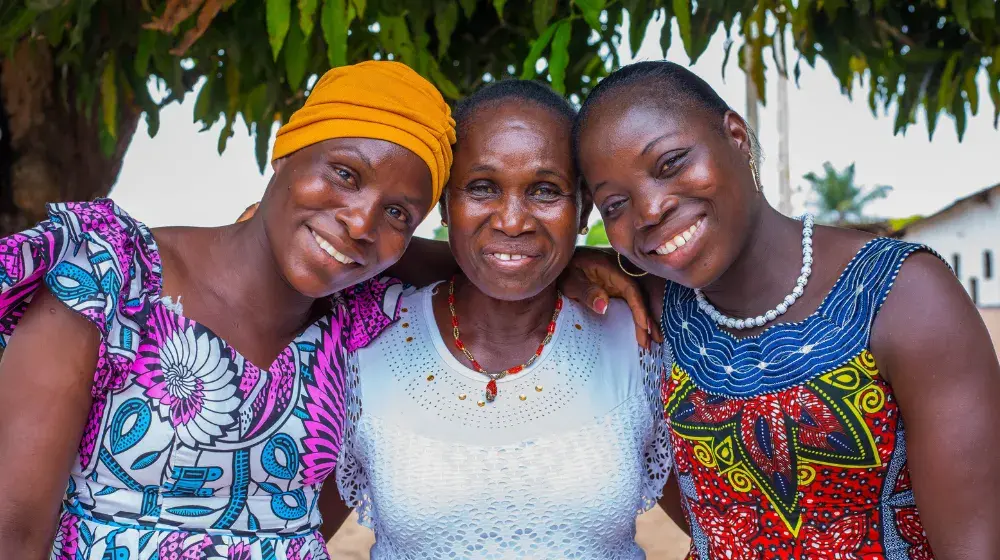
[
  {"xmin": 643, "ymin": 216, "xmax": 707, "ymax": 270},
  {"xmin": 307, "ymin": 225, "xmax": 359, "ymax": 266}
]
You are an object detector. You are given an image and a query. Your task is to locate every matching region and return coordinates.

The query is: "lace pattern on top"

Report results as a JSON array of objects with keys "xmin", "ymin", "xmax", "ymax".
[{"xmin": 336, "ymin": 287, "xmax": 671, "ymax": 559}]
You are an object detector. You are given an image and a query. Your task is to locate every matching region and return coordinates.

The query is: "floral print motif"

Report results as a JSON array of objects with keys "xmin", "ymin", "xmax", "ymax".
[
  {"xmin": 0, "ymin": 201, "xmax": 402, "ymax": 560},
  {"xmin": 136, "ymin": 325, "xmax": 239, "ymax": 446}
]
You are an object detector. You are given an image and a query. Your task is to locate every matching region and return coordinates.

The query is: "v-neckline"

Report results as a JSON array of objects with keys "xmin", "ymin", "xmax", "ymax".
[
  {"xmin": 144, "ymin": 229, "xmax": 327, "ymax": 373},
  {"xmin": 152, "ymin": 299, "xmax": 324, "ymax": 373}
]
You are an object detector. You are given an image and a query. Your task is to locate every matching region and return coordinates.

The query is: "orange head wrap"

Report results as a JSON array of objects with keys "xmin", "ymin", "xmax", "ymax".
[{"xmin": 271, "ymin": 61, "xmax": 456, "ymax": 210}]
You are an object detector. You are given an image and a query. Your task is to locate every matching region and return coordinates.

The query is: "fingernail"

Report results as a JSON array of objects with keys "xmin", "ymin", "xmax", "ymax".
[{"xmin": 595, "ymin": 298, "xmax": 607, "ymax": 315}]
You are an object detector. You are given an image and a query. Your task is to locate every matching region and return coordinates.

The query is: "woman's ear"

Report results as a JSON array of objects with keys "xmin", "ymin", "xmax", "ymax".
[
  {"xmin": 236, "ymin": 202, "xmax": 260, "ymax": 223},
  {"xmin": 723, "ymin": 110, "xmax": 752, "ymax": 157}
]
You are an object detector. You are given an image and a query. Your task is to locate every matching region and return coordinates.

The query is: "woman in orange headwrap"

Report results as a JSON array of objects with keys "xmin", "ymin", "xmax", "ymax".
[{"xmin": 0, "ymin": 60, "xmax": 462, "ymax": 560}]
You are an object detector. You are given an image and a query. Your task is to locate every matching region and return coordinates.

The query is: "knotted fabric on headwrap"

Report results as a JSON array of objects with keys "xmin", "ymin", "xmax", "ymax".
[{"xmin": 271, "ymin": 61, "xmax": 456, "ymax": 210}]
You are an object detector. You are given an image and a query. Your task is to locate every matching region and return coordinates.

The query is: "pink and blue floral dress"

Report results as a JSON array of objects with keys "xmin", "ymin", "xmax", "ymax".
[{"xmin": 0, "ymin": 200, "xmax": 403, "ymax": 560}]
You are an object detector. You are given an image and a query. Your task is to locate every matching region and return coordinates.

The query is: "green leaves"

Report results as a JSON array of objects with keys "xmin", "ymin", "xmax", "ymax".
[
  {"xmin": 25, "ymin": 0, "xmax": 63, "ymax": 11},
  {"xmin": 804, "ymin": 161, "xmax": 890, "ymax": 225},
  {"xmin": 321, "ymin": 0, "xmax": 348, "ymax": 67},
  {"xmin": 584, "ymin": 220, "xmax": 610, "ymax": 246},
  {"xmin": 194, "ymin": 74, "xmax": 215, "ymax": 125},
  {"xmin": 621, "ymin": 0, "xmax": 654, "ymax": 54},
  {"xmin": 532, "ymin": 0, "xmax": 557, "ymax": 34},
  {"xmin": 267, "ymin": 0, "xmax": 292, "ymax": 61},
  {"xmin": 350, "ymin": 0, "xmax": 367, "ymax": 18},
  {"xmin": 284, "ymin": 18, "xmax": 308, "ymax": 88},
  {"xmin": 435, "ymin": 0, "xmax": 459, "ymax": 57},
  {"xmin": 255, "ymin": 119, "xmax": 273, "ymax": 173},
  {"xmin": 459, "ymin": 0, "xmax": 476, "ymax": 18},
  {"xmin": 101, "ymin": 53, "xmax": 118, "ymax": 141},
  {"xmin": 429, "ymin": 58, "xmax": 461, "ymax": 99},
  {"xmin": 673, "ymin": 0, "xmax": 692, "ymax": 56},
  {"xmin": 521, "ymin": 20, "xmax": 559, "ymax": 79},
  {"xmin": 990, "ymin": 74, "xmax": 1000, "ymax": 128},
  {"xmin": 574, "ymin": 0, "xmax": 605, "ymax": 32},
  {"xmin": 298, "ymin": 0, "xmax": 319, "ymax": 38},
  {"xmin": 134, "ymin": 29, "xmax": 156, "ymax": 76},
  {"xmin": 952, "ymin": 0, "xmax": 971, "ymax": 29},
  {"xmin": 4, "ymin": 0, "xmax": 998, "ymax": 196},
  {"xmin": 548, "ymin": 19, "xmax": 572, "ymax": 93},
  {"xmin": 493, "ymin": 0, "xmax": 506, "ymax": 21},
  {"xmin": 379, "ymin": 14, "xmax": 415, "ymax": 66}
]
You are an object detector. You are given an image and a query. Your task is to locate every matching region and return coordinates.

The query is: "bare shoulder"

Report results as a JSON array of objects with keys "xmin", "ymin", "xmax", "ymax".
[
  {"xmin": 815, "ymin": 223, "xmax": 877, "ymax": 263},
  {"xmin": 872, "ymin": 246, "xmax": 990, "ymax": 383},
  {"xmin": 882, "ymin": 249, "xmax": 962, "ymax": 316}
]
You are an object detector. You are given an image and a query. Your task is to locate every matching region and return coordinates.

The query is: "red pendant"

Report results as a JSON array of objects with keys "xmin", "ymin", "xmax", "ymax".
[{"xmin": 485, "ymin": 379, "xmax": 498, "ymax": 403}]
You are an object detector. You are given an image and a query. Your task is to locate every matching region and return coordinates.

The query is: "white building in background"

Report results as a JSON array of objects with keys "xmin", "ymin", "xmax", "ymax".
[
  {"xmin": 898, "ymin": 183, "xmax": 1000, "ymax": 307},
  {"xmin": 898, "ymin": 183, "xmax": 1000, "ymax": 355}
]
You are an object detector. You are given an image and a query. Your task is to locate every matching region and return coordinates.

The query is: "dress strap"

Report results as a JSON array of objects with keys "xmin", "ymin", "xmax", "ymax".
[{"xmin": 816, "ymin": 237, "xmax": 943, "ymax": 338}]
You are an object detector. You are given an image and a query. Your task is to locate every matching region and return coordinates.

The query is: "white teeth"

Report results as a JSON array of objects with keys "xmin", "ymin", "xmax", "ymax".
[
  {"xmin": 311, "ymin": 230, "xmax": 354, "ymax": 265},
  {"xmin": 654, "ymin": 220, "xmax": 702, "ymax": 256},
  {"xmin": 492, "ymin": 253, "xmax": 528, "ymax": 262}
]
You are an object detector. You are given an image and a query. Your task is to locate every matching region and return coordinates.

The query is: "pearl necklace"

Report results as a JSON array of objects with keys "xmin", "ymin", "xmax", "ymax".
[{"xmin": 695, "ymin": 214, "xmax": 814, "ymax": 331}]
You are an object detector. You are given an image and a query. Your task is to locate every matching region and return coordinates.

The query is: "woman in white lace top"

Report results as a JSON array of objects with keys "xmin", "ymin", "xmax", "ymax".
[{"xmin": 334, "ymin": 80, "xmax": 672, "ymax": 559}]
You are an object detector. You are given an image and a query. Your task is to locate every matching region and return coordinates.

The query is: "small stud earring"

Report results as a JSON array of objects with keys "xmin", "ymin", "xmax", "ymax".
[{"xmin": 579, "ymin": 225, "xmax": 590, "ymax": 235}]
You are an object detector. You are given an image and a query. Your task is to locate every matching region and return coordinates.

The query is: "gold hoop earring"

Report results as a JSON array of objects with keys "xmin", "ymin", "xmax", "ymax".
[
  {"xmin": 617, "ymin": 252, "xmax": 648, "ymax": 277},
  {"xmin": 748, "ymin": 154, "xmax": 762, "ymax": 193},
  {"xmin": 580, "ymin": 225, "xmax": 590, "ymax": 235}
]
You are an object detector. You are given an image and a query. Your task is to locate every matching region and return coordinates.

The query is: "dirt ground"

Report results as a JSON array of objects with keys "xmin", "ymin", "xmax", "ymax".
[{"xmin": 327, "ymin": 505, "xmax": 691, "ymax": 559}]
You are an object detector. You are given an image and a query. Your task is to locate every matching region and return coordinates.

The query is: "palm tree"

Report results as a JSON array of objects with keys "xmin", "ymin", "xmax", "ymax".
[{"xmin": 804, "ymin": 162, "xmax": 892, "ymax": 225}]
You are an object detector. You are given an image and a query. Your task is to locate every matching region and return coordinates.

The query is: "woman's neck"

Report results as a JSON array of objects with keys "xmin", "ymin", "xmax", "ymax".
[
  {"xmin": 439, "ymin": 276, "xmax": 560, "ymax": 372},
  {"xmin": 159, "ymin": 217, "xmax": 318, "ymax": 361},
  {"xmin": 699, "ymin": 204, "xmax": 806, "ymax": 318},
  {"xmin": 213, "ymin": 218, "xmax": 318, "ymax": 338}
]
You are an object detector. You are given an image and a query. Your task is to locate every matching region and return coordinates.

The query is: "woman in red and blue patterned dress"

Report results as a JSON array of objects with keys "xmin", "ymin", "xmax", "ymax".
[{"xmin": 574, "ymin": 61, "xmax": 1000, "ymax": 559}]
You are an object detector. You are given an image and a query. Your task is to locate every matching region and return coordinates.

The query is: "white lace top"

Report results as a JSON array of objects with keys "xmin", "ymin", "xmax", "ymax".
[{"xmin": 336, "ymin": 283, "xmax": 671, "ymax": 559}]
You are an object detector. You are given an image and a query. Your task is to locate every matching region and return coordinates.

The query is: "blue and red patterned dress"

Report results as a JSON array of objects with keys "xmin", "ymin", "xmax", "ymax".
[
  {"xmin": 0, "ymin": 200, "xmax": 402, "ymax": 559},
  {"xmin": 661, "ymin": 238, "xmax": 935, "ymax": 559}
]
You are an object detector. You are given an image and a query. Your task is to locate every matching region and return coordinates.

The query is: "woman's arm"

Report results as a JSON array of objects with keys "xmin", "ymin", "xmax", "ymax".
[
  {"xmin": 658, "ymin": 477, "xmax": 690, "ymax": 536},
  {"xmin": 317, "ymin": 483, "xmax": 354, "ymax": 542},
  {"xmin": 558, "ymin": 249, "xmax": 666, "ymax": 348},
  {"xmin": 386, "ymin": 237, "xmax": 460, "ymax": 287},
  {"xmin": 0, "ymin": 289, "xmax": 100, "ymax": 560},
  {"xmin": 873, "ymin": 252, "xmax": 1000, "ymax": 559}
]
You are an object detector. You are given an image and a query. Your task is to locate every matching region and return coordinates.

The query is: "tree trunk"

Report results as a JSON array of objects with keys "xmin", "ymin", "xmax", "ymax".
[
  {"xmin": 775, "ymin": 28, "xmax": 792, "ymax": 217},
  {"xmin": 0, "ymin": 39, "xmax": 140, "ymax": 235}
]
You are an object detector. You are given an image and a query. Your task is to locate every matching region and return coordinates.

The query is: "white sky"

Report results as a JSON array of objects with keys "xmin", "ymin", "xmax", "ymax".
[{"xmin": 111, "ymin": 18, "xmax": 1000, "ymax": 239}]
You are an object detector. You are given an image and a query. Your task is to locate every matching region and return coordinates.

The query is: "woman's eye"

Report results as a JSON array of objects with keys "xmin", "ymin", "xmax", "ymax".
[
  {"xmin": 531, "ymin": 184, "xmax": 561, "ymax": 199},
  {"xmin": 603, "ymin": 198, "xmax": 627, "ymax": 215},
  {"xmin": 467, "ymin": 182, "xmax": 497, "ymax": 196},
  {"xmin": 328, "ymin": 165, "xmax": 357, "ymax": 187},
  {"xmin": 658, "ymin": 152, "xmax": 686, "ymax": 177},
  {"xmin": 385, "ymin": 206, "xmax": 408, "ymax": 223}
]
